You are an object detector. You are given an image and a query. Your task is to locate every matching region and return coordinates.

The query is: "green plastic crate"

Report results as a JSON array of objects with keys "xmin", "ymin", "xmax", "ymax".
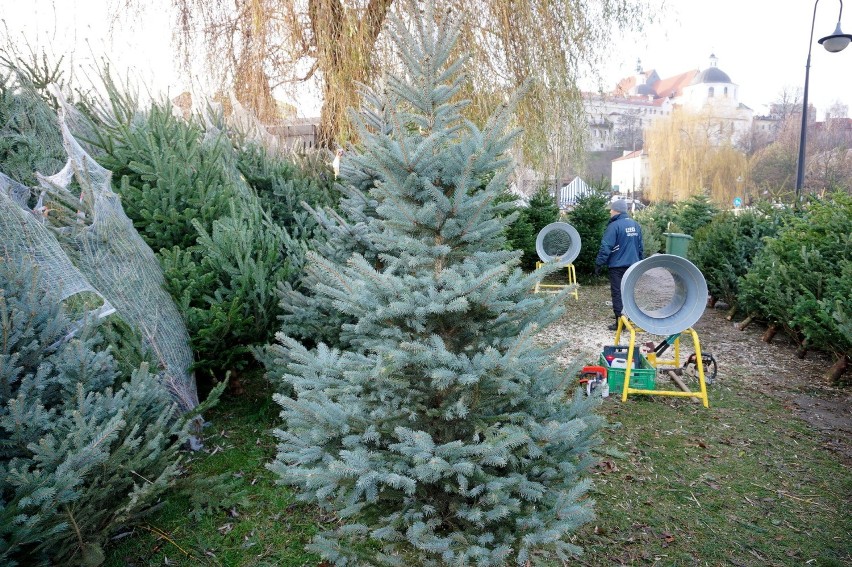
[{"xmin": 599, "ymin": 346, "xmax": 656, "ymax": 393}]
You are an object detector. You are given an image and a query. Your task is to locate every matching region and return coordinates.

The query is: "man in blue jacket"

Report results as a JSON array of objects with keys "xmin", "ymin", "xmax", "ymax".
[{"xmin": 595, "ymin": 199, "xmax": 644, "ymax": 330}]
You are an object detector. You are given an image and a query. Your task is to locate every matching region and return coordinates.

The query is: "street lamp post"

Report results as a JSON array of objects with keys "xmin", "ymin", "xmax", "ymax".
[{"xmin": 795, "ymin": 0, "xmax": 852, "ymax": 202}]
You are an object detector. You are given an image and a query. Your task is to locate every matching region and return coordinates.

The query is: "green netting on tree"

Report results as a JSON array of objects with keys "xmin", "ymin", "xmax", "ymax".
[{"xmin": 542, "ymin": 229, "xmax": 572, "ymax": 256}]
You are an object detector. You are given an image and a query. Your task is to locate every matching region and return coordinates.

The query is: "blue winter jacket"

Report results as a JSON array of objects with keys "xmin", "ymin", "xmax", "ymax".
[{"xmin": 595, "ymin": 213, "xmax": 644, "ymax": 268}]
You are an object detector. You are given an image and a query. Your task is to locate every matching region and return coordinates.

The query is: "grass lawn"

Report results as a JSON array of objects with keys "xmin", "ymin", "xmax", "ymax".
[
  {"xmin": 579, "ymin": 386, "xmax": 850, "ymax": 566},
  {"xmin": 105, "ymin": 378, "xmax": 324, "ymax": 567},
  {"xmin": 105, "ymin": 305, "xmax": 851, "ymax": 566}
]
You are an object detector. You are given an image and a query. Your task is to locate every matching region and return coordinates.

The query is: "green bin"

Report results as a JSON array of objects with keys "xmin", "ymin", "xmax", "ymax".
[
  {"xmin": 599, "ymin": 346, "xmax": 656, "ymax": 393},
  {"xmin": 663, "ymin": 232, "xmax": 693, "ymax": 258}
]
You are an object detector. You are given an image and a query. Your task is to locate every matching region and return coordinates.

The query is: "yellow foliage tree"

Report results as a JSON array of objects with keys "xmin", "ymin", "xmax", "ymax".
[{"xmin": 646, "ymin": 107, "xmax": 748, "ymax": 204}]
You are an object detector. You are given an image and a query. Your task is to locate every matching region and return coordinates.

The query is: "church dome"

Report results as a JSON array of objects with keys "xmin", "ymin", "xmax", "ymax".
[
  {"xmin": 690, "ymin": 67, "xmax": 732, "ymax": 85},
  {"xmin": 690, "ymin": 53, "xmax": 732, "ymax": 85}
]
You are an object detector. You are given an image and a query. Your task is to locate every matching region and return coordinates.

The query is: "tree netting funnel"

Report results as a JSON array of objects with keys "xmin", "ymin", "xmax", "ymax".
[
  {"xmin": 621, "ymin": 254, "xmax": 708, "ymax": 335},
  {"xmin": 535, "ymin": 222, "xmax": 581, "ymax": 266}
]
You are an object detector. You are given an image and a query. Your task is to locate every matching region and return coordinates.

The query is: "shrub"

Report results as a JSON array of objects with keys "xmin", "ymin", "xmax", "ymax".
[
  {"xmin": 634, "ymin": 202, "xmax": 674, "ymax": 254},
  {"xmin": 75, "ymin": 83, "xmax": 337, "ymax": 377},
  {"xmin": 496, "ymin": 190, "xmax": 536, "ymax": 268},
  {"xmin": 85, "ymin": 95, "xmax": 239, "ymax": 252},
  {"xmin": 236, "ymin": 141, "xmax": 339, "ymax": 240},
  {"xmin": 738, "ymin": 194, "xmax": 851, "ymax": 382},
  {"xmin": 160, "ymin": 199, "xmax": 297, "ymax": 376},
  {"xmin": 270, "ymin": 139, "xmax": 386, "ymax": 352},
  {"xmin": 673, "ymin": 194, "xmax": 720, "ymax": 236},
  {"xmin": 691, "ymin": 204, "xmax": 785, "ymax": 308},
  {"xmin": 635, "ymin": 196, "xmax": 719, "ymax": 256},
  {"xmin": 526, "ymin": 185, "xmax": 560, "ymax": 230},
  {"xmin": 503, "ymin": 186, "xmax": 559, "ymax": 270},
  {"xmin": 0, "ymin": 58, "xmax": 65, "ymax": 190}
]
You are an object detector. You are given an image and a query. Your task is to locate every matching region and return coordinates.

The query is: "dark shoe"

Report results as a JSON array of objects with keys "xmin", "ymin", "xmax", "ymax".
[{"xmin": 607, "ymin": 322, "xmax": 619, "ymax": 331}]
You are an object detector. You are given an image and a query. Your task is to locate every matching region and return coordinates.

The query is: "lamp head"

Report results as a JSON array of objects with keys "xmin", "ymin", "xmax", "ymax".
[{"xmin": 818, "ymin": 22, "xmax": 852, "ymax": 52}]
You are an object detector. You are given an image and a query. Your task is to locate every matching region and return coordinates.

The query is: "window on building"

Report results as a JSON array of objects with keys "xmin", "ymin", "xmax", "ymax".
[
  {"xmin": 724, "ymin": 87, "xmax": 729, "ymax": 97},
  {"xmin": 708, "ymin": 87, "xmax": 715, "ymax": 98}
]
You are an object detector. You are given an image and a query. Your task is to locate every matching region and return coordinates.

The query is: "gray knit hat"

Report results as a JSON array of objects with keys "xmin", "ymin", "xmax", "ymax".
[{"xmin": 610, "ymin": 199, "xmax": 629, "ymax": 213}]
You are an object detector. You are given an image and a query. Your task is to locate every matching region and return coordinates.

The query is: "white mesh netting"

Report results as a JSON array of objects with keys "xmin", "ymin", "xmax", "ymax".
[
  {"xmin": 0, "ymin": 87, "xmax": 198, "ymax": 413},
  {"xmin": 0, "ymin": 172, "xmax": 115, "ymax": 323}
]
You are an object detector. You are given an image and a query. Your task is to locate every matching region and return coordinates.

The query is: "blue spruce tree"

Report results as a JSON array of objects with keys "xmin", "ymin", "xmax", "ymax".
[
  {"xmin": 0, "ymin": 257, "xmax": 188, "ymax": 566},
  {"xmin": 267, "ymin": 3, "xmax": 603, "ymax": 564}
]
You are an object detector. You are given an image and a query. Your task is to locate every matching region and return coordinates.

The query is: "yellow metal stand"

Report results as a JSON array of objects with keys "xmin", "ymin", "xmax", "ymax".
[
  {"xmin": 613, "ymin": 315, "xmax": 710, "ymax": 408},
  {"xmin": 533, "ymin": 261, "xmax": 579, "ymax": 300}
]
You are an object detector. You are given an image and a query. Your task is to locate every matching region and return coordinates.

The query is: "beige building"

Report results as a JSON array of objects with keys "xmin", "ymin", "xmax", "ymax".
[{"xmin": 585, "ymin": 55, "xmax": 753, "ymax": 151}]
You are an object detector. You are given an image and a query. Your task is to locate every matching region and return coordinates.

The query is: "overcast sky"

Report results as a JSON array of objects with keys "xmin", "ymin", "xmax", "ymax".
[{"xmin": 2, "ymin": 0, "xmax": 851, "ymax": 118}]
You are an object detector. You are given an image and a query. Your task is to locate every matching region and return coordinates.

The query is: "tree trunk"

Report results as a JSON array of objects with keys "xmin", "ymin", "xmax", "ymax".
[
  {"xmin": 317, "ymin": 96, "xmax": 341, "ymax": 149},
  {"xmin": 825, "ymin": 355, "xmax": 849, "ymax": 385},
  {"xmin": 736, "ymin": 314, "xmax": 754, "ymax": 331},
  {"xmin": 233, "ymin": 2, "xmax": 277, "ymax": 123},
  {"xmin": 725, "ymin": 305, "xmax": 737, "ymax": 320},
  {"xmin": 796, "ymin": 343, "xmax": 808, "ymax": 360},
  {"xmin": 707, "ymin": 296, "xmax": 717, "ymax": 308},
  {"xmin": 311, "ymin": 0, "xmax": 394, "ymax": 148},
  {"xmin": 761, "ymin": 326, "xmax": 777, "ymax": 343}
]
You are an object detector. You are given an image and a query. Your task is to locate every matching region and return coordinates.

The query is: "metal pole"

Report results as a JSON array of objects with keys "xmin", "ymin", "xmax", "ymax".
[
  {"xmin": 795, "ymin": 8, "xmax": 817, "ymax": 201},
  {"xmin": 796, "ymin": 0, "xmax": 824, "ymax": 201}
]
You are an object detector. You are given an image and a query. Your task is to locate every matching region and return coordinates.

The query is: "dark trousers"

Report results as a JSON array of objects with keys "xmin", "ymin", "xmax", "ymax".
[{"xmin": 608, "ymin": 266, "xmax": 628, "ymax": 319}]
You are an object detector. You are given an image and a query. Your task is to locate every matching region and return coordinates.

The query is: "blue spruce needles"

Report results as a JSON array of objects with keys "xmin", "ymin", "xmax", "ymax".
[
  {"xmin": 267, "ymin": 2, "xmax": 603, "ymax": 565},
  {"xmin": 0, "ymin": 256, "xmax": 187, "ymax": 566}
]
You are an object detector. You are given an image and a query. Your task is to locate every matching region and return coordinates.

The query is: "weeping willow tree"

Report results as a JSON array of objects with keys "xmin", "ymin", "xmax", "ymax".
[
  {"xmin": 127, "ymin": 0, "xmax": 659, "ymax": 162},
  {"xmin": 646, "ymin": 106, "xmax": 748, "ymax": 204}
]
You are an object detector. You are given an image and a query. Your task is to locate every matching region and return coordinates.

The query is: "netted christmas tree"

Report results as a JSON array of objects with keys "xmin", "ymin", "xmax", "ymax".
[{"xmin": 266, "ymin": 3, "xmax": 603, "ymax": 564}]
